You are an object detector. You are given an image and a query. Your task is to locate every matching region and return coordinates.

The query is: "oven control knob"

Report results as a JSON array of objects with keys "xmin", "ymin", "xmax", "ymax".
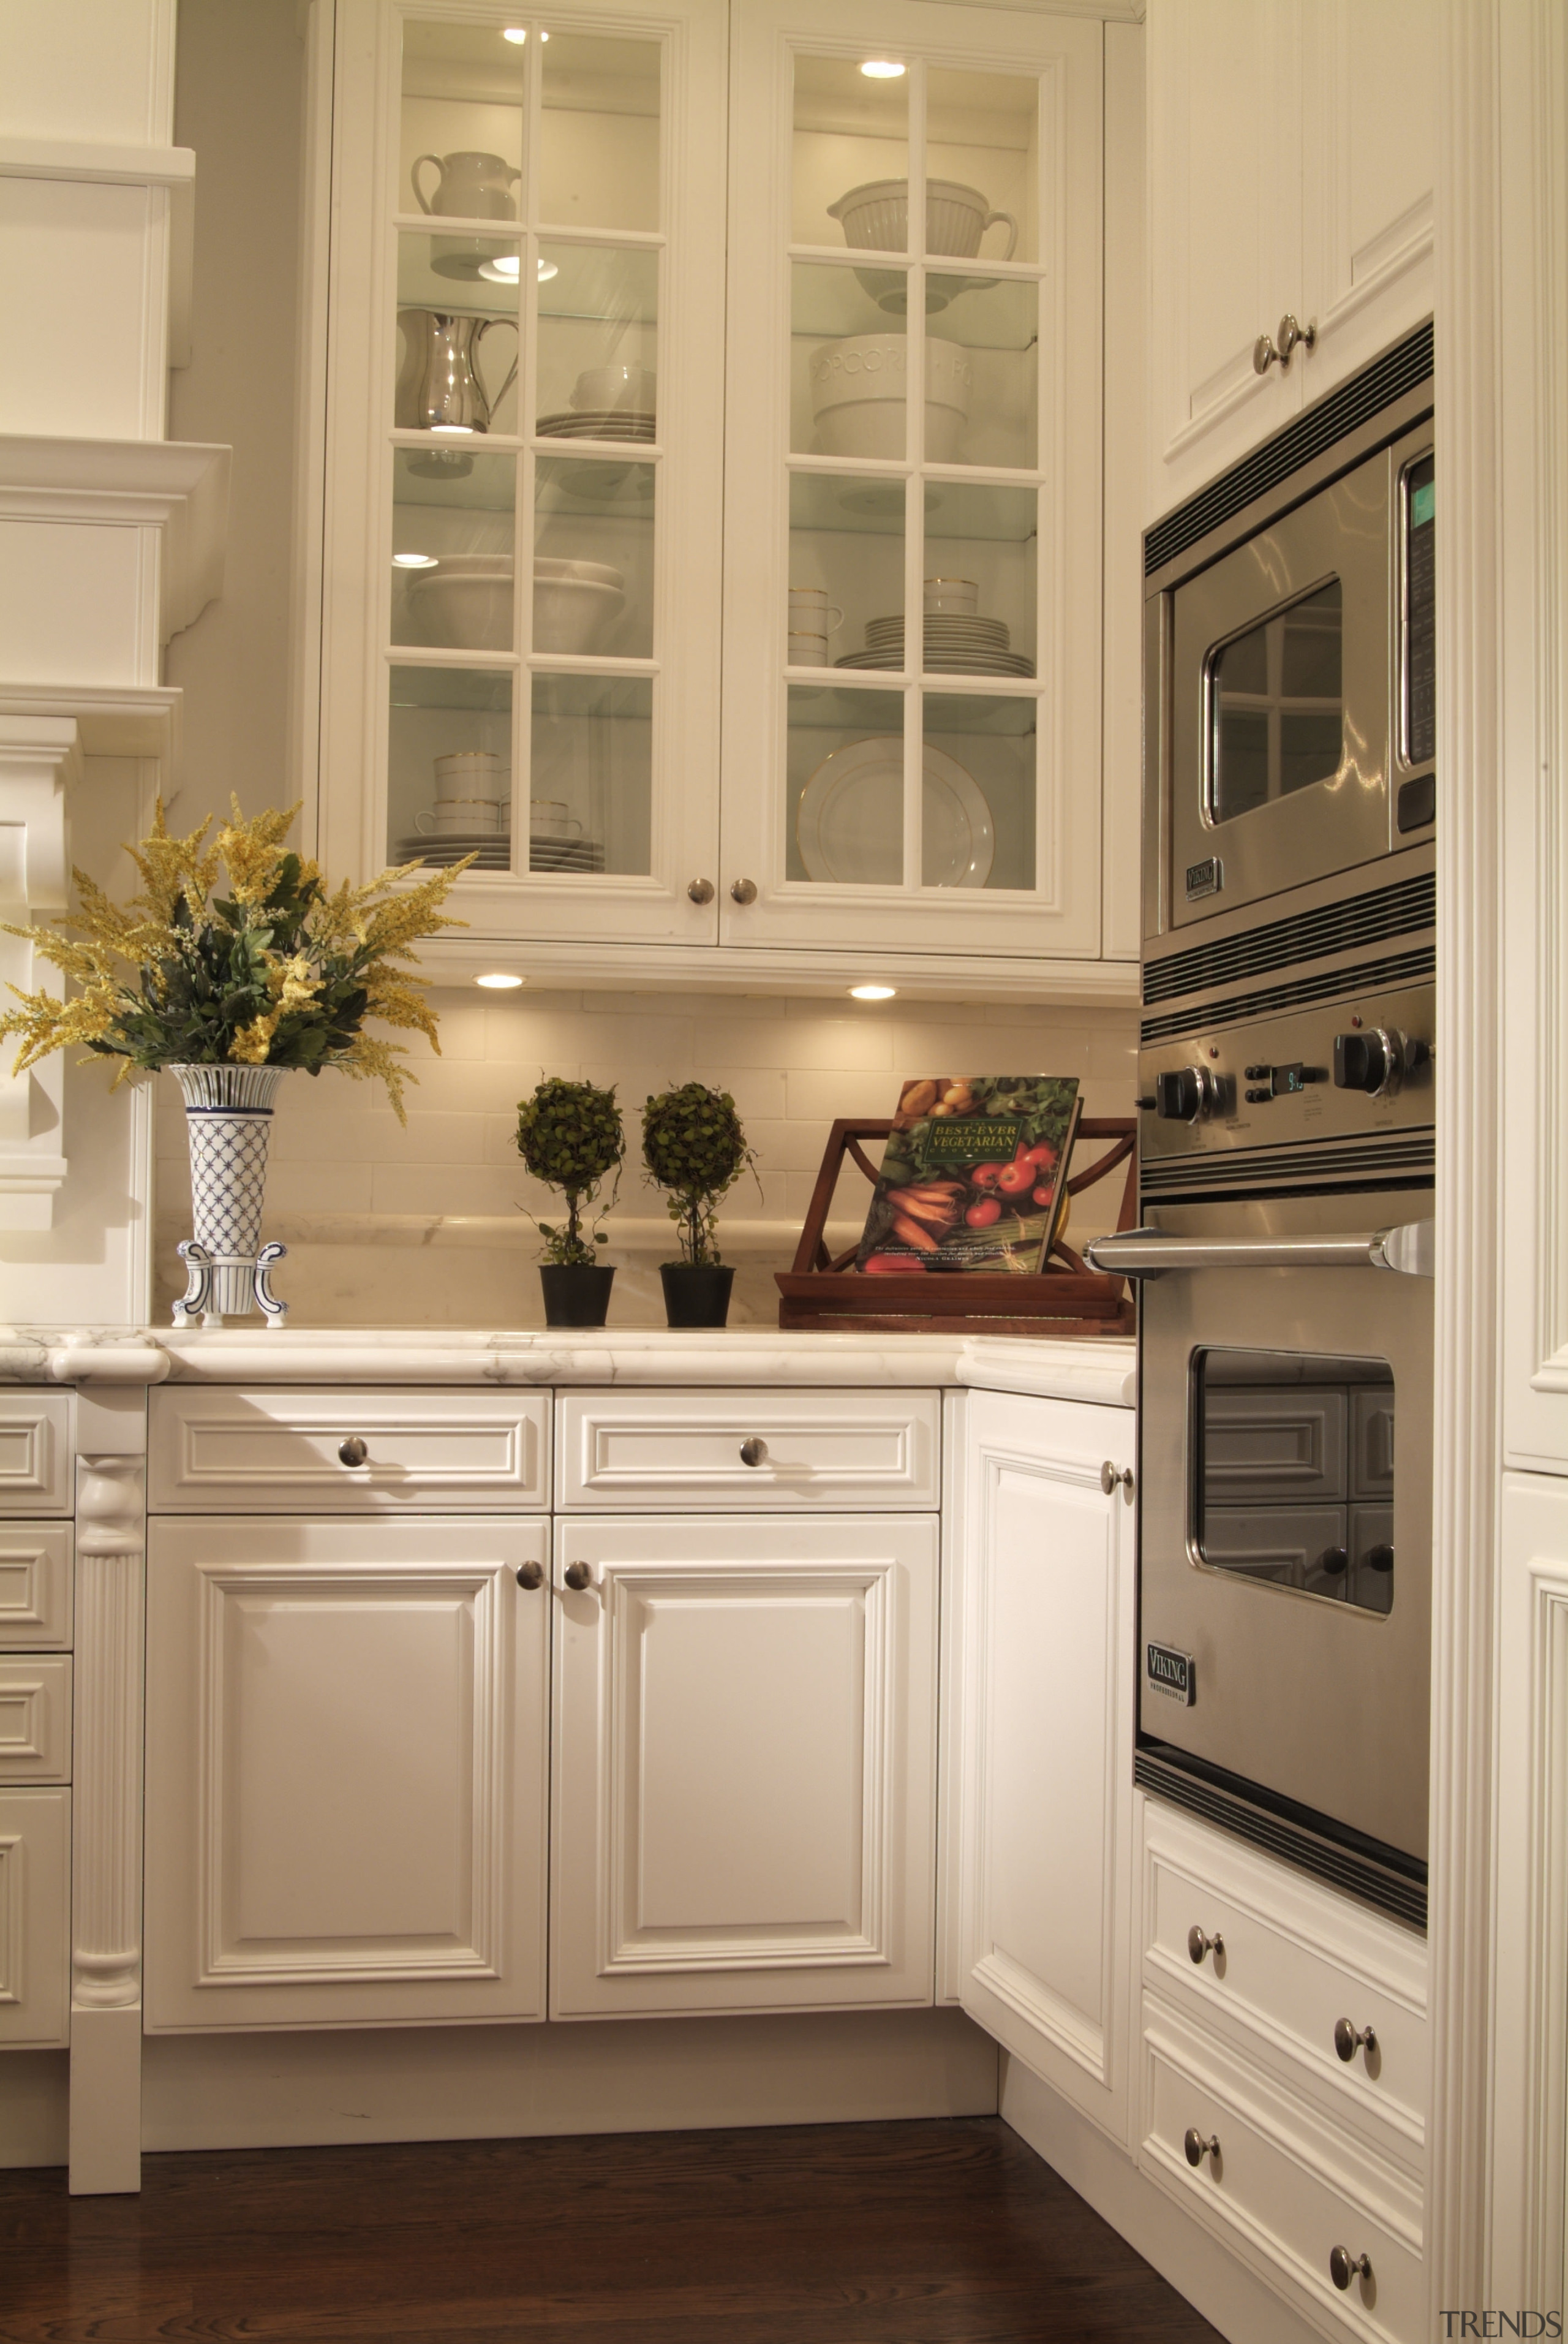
[
  {"xmin": 1333, "ymin": 1027, "xmax": 1431, "ymax": 1099},
  {"xmin": 1155, "ymin": 1067, "xmax": 1216, "ymax": 1123}
]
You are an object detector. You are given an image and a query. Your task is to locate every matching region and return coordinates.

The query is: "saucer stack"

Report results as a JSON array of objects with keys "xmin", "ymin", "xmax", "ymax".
[
  {"xmin": 529, "ymin": 835, "xmax": 606, "ymax": 873},
  {"xmin": 837, "ymin": 611, "xmax": 1036, "ymax": 677},
  {"xmin": 537, "ymin": 410, "xmax": 657, "ymax": 443},
  {"xmin": 394, "ymin": 830, "xmax": 511, "ymax": 872}
]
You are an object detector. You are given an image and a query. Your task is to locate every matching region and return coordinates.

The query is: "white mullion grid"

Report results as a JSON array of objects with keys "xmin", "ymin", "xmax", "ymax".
[
  {"xmin": 1035, "ymin": 60, "xmax": 1057, "ymax": 909},
  {"xmin": 904, "ymin": 52, "xmax": 927, "ymax": 900},
  {"xmin": 513, "ymin": 16, "xmax": 546, "ymax": 874}
]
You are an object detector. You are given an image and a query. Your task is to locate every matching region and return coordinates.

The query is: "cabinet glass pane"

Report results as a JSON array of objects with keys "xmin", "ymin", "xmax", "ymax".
[
  {"xmin": 921, "ymin": 481, "xmax": 1036, "ymax": 677},
  {"xmin": 787, "ymin": 684, "xmax": 905, "ymax": 884},
  {"xmin": 540, "ymin": 34, "xmax": 662, "ymax": 233},
  {"xmin": 534, "ymin": 456, "xmax": 654, "ymax": 659},
  {"xmin": 389, "ymin": 665, "xmax": 513, "ymax": 871},
  {"xmin": 924, "ymin": 278, "xmax": 1036, "ymax": 471},
  {"xmin": 392, "ymin": 449, "xmax": 516, "ymax": 652},
  {"xmin": 792, "ymin": 53, "xmax": 909, "ymax": 251},
  {"xmin": 793, "ymin": 263, "xmax": 908, "ymax": 459},
  {"xmin": 922, "ymin": 694, "xmax": 1036, "ymax": 891},
  {"xmin": 927, "ymin": 67, "xmax": 1039, "ymax": 267},
  {"xmin": 400, "ymin": 21, "xmax": 526, "ymax": 262},
  {"xmin": 788, "ymin": 472, "xmax": 905, "ymax": 671},
  {"xmin": 530, "ymin": 674, "xmax": 650, "ymax": 876},
  {"xmin": 537, "ymin": 243, "xmax": 658, "ymax": 439},
  {"xmin": 396, "ymin": 240, "xmax": 519, "ymax": 436}
]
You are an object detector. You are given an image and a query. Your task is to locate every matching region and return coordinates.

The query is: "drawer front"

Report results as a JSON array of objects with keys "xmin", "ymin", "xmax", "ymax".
[
  {"xmin": 557, "ymin": 1389, "xmax": 941, "ymax": 1510},
  {"xmin": 0, "ymin": 1657, "xmax": 70, "ymax": 1782},
  {"xmin": 1143, "ymin": 1802, "xmax": 1427, "ymax": 2153},
  {"xmin": 0, "ymin": 1522, "xmax": 72, "ymax": 1648},
  {"xmin": 0, "ymin": 1393, "xmax": 72, "ymax": 1518},
  {"xmin": 0, "ymin": 1787, "xmax": 70, "ymax": 2046},
  {"xmin": 1141, "ymin": 1993, "xmax": 1423, "ymax": 2343},
  {"xmin": 149, "ymin": 1388, "xmax": 551, "ymax": 1512}
]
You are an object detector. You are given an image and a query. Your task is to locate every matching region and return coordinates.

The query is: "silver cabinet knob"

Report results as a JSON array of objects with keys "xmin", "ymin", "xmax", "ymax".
[
  {"xmin": 1183, "ymin": 2128, "xmax": 1220, "ymax": 2169},
  {"xmin": 1253, "ymin": 331, "xmax": 1281, "ymax": 375},
  {"xmin": 337, "ymin": 1437, "xmax": 368, "ymax": 1468},
  {"xmin": 687, "ymin": 878, "xmax": 715, "ymax": 904},
  {"xmin": 1100, "ymin": 1460, "xmax": 1134, "ymax": 1497},
  {"xmin": 515, "ymin": 1560, "xmax": 544, "ymax": 1590},
  {"xmin": 1333, "ymin": 2016, "xmax": 1378, "ymax": 2063},
  {"xmin": 1329, "ymin": 2246, "xmax": 1372, "ymax": 2292},
  {"xmin": 1188, "ymin": 1926, "xmax": 1224, "ymax": 1965},
  {"xmin": 739, "ymin": 1437, "xmax": 768, "ymax": 1467},
  {"xmin": 563, "ymin": 1560, "xmax": 594, "ymax": 1592},
  {"xmin": 730, "ymin": 878, "xmax": 758, "ymax": 905},
  {"xmin": 1276, "ymin": 311, "xmax": 1317, "ymax": 365}
]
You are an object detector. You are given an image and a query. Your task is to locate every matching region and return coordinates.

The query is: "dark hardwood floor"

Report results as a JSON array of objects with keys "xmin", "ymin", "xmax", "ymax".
[{"xmin": 0, "ymin": 2117, "xmax": 1223, "ymax": 2344}]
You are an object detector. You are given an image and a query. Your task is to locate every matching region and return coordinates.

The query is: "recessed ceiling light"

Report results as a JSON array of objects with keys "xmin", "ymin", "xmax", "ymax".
[
  {"xmin": 475, "ymin": 972, "xmax": 526, "ymax": 990},
  {"xmin": 859, "ymin": 59, "xmax": 906, "ymax": 78},
  {"xmin": 392, "ymin": 551, "xmax": 438, "ymax": 569},
  {"xmin": 849, "ymin": 983, "xmax": 896, "ymax": 1000}
]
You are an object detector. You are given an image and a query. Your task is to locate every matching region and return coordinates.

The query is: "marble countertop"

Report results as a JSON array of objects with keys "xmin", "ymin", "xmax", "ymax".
[{"xmin": 0, "ymin": 1325, "xmax": 1136, "ymax": 1408}]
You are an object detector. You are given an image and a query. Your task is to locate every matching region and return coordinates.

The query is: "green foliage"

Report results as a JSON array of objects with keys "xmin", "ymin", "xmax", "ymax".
[
  {"xmin": 641, "ymin": 1081, "xmax": 760, "ymax": 1267},
  {"xmin": 516, "ymin": 1076, "xmax": 625, "ymax": 1265}
]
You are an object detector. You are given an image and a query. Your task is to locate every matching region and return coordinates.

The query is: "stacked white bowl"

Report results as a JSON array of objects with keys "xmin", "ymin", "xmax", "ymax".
[
  {"xmin": 408, "ymin": 554, "xmax": 627, "ymax": 656},
  {"xmin": 809, "ymin": 335, "xmax": 971, "ymax": 461},
  {"xmin": 533, "ymin": 556, "xmax": 625, "ymax": 654}
]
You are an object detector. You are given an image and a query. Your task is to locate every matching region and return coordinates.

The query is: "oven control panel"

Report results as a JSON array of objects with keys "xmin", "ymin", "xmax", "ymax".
[{"xmin": 1137, "ymin": 980, "xmax": 1434, "ymax": 1170}]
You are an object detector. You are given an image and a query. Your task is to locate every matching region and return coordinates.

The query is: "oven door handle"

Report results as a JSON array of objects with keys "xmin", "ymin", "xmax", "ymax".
[{"xmin": 1083, "ymin": 1220, "xmax": 1434, "ymax": 1279}]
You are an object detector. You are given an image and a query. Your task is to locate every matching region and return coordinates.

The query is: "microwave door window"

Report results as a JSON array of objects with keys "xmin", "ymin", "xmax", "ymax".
[
  {"xmin": 1205, "ymin": 580, "xmax": 1345, "ymax": 823},
  {"xmin": 1193, "ymin": 1347, "xmax": 1393, "ymax": 1617}
]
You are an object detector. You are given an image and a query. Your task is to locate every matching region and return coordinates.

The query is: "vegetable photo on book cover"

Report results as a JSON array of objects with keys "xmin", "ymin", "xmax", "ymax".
[{"xmin": 856, "ymin": 1075, "xmax": 1082, "ymax": 1276}]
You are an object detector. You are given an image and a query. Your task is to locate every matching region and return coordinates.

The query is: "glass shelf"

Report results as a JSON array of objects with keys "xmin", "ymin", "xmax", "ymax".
[
  {"xmin": 788, "ymin": 470, "xmax": 903, "ymax": 671},
  {"xmin": 922, "ymin": 479, "xmax": 1038, "ymax": 672},
  {"xmin": 540, "ymin": 33, "xmax": 662, "ymax": 233}
]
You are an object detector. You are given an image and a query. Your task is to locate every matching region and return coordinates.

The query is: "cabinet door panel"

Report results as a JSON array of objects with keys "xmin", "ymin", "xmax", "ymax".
[
  {"xmin": 145, "ymin": 1517, "xmax": 549, "ymax": 2030},
  {"xmin": 1147, "ymin": 0, "xmax": 1303, "ymax": 515},
  {"xmin": 0, "ymin": 1393, "xmax": 72, "ymax": 1518},
  {"xmin": 0, "ymin": 1788, "xmax": 70, "ymax": 2047},
  {"xmin": 957, "ymin": 1388, "xmax": 1135, "ymax": 2138},
  {"xmin": 551, "ymin": 1513, "xmax": 937, "ymax": 2016},
  {"xmin": 0, "ymin": 1522, "xmax": 72, "ymax": 1648}
]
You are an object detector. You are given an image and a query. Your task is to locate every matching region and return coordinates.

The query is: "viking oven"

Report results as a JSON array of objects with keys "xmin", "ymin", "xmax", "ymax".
[{"xmin": 1090, "ymin": 327, "xmax": 1436, "ymax": 1929}]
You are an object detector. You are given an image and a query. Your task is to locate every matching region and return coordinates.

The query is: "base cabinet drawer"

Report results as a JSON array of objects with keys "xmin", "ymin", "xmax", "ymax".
[
  {"xmin": 0, "ymin": 1787, "xmax": 70, "ymax": 2047},
  {"xmin": 0, "ymin": 1522, "xmax": 72, "ymax": 1648},
  {"xmin": 145, "ymin": 1516, "xmax": 550, "ymax": 2029},
  {"xmin": 557, "ymin": 1389, "xmax": 941, "ymax": 1510},
  {"xmin": 149, "ymin": 1386, "xmax": 551, "ymax": 1512},
  {"xmin": 0, "ymin": 1657, "xmax": 71, "ymax": 1783},
  {"xmin": 1142, "ymin": 1993, "xmax": 1425, "ymax": 2342},
  {"xmin": 550, "ymin": 1514, "xmax": 938, "ymax": 2017},
  {"xmin": 0, "ymin": 1393, "xmax": 72, "ymax": 1518}
]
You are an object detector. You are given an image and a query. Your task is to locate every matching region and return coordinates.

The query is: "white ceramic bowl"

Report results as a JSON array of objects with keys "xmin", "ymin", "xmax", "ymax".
[
  {"xmin": 827, "ymin": 178, "xmax": 1017, "ymax": 262},
  {"xmin": 570, "ymin": 363, "xmax": 656, "ymax": 414},
  {"xmin": 533, "ymin": 572, "xmax": 625, "ymax": 654},
  {"xmin": 534, "ymin": 555, "xmax": 625, "ymax": 590},
  {"xmin": 809, "ymin": 334, "xmax": 971, "ymax": 463},
  {"xmin": 410, "ymin": 558, "xmax": 513, "ymax": 652}
]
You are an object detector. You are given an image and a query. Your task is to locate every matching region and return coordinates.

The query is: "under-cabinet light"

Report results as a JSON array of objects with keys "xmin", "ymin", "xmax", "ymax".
[
  {"xmin": 475, "ymin": 972, "xmax": 526, "ymax": 990},
  {"xmin": 859, "ymin": 59, "xmax": 906, "ymax": 78},
  {"xmin": 429, "ymin": 423, "xmax": 475, "ymax": 435},
  {"xmin": 849, "ymin": 984, "xmax": 897, "ymax": 1000},
  {"xmin": 501, "ymin": 23, "xmax": 546, "ymax": 36},
  {"xmin": 392, "ymin": 552, "xmax": 438, "ymax": 569}
]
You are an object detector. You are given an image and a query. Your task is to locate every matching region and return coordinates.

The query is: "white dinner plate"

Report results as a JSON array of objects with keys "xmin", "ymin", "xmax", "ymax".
[{"xmin": 796, "ymin": 735, "xmax": 994, "ymax": 888}]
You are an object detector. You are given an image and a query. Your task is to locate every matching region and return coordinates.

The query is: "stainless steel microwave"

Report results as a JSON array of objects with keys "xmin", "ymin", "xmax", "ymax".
[{"xmin": 1142, "ymin": 360, "xmax": 1434, "ymax": 941}]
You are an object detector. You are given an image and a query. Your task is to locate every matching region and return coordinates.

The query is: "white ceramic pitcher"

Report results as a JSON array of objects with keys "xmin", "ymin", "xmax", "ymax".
[{"xmin": 412, "ymin": 151, "xmax": 521, "ymax": 220}]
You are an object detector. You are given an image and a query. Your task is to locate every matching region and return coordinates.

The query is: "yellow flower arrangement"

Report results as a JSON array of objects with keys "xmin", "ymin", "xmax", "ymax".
[{"xmin": 0, "ymin": 799, "xmax": 472, "ymax": 1124}]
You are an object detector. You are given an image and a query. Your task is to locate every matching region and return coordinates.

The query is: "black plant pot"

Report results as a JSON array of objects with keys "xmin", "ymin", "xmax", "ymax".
[
  {"xmin": 538, "ymin": 1264, "xmax": 615, "ymax": 1328},
  {"xmin": 660, "ymin": 1263, "xmax": 735, "ymax": 1329}
]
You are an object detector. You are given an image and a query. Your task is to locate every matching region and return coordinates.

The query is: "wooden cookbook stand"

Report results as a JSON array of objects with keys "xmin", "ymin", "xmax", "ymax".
[{"xmin": 775, "ymin": 1116, "xmax": 1137, "ymax": 1336}]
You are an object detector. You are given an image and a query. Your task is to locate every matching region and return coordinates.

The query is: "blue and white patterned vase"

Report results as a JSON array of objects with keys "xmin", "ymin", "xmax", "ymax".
[{"xmin": 170, "ymin": 1063, "xmax": 289, "ymax": 1326}]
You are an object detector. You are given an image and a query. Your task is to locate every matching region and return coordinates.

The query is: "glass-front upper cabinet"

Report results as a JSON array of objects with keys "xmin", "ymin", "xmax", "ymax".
[
  {"xmin": 318, "ymin": 0, "xmax": 727, "ymax": 946},
  {"xmin": 722, "ymin": 1, "xmax": 1107, "ymax": 957}
]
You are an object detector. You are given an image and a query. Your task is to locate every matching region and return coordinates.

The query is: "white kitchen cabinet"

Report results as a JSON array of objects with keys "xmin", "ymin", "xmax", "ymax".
[
  {"xmin": 0, "ymin": 1522, "xmax": 73, "ymax": 1649},
  {"xmin": 1147, "ymin": 0, "xmax": 1434, "ymax": 517},
  {"xmin": 954, "ymin": 1386, "xmax": 1136, "ymax": 2141},
  {"xmin": 556, "ymin": 1386, "xmax": 941, "ymax": 1510},
  {"xmin": 144, "ymin": 1515, "xmax": 551, "ymax": 2030},
  {"xmin": 0, "ymin": 1788, "xmax": 71, "ymax": 2049},
  {"xmin": 0, "ymin": 1392, "xmax": 73, "ymax": 1518},
  {"xmin": 550, "ymin": 1512, "xmax": 938, "ymax": 2017}
]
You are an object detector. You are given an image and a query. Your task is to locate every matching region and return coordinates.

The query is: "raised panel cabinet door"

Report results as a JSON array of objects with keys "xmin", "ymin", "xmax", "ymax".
[
  {"xmin": 0, "ymin": 1787, "xmax": 70, "ymax": 2047},
  {"xmin": 144, "ymin": 1516, "xmax": 549, "ymax": 2030},
  {"xmin": 0, "ymin": 1392, "xmax": 72, "ymax": 1517},
  {"xmin": 956, "ymin": 1388, "xmax": 1136, "ymax": 2139},
  {"xmin": 1297, "ymin": 0, "xmax": 1434, "ymax": 400},
  {"xmin": 1147, "ymin": 0, "xmax": 1304, "ymax": 516},
  {"xmin": 550, "ymin": 1513, "xmax": 938, "ymax": 2016}
]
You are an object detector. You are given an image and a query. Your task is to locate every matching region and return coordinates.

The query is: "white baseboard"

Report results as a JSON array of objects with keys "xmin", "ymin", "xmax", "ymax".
[
  {"xmin": 141, "ymin": 2008, "xmax": 1000, "ymax": 2156},
  {"xmin": 1000, "ymin": 2054, "xmax": 1325, "ymax": 2344},
  {"xmin": 0, "ymin": 2051, "xmax": 69, "ymax": 2169}
]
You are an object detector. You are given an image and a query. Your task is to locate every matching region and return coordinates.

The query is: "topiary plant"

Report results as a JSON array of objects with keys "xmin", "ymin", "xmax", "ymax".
[
  {"xmin": 516, "ymin": 1076, "xmax": 624, "ymax": 1265},
  {"xmin": 641, "ymin": 1081, "xmax": 760, "ymax": 1267}
]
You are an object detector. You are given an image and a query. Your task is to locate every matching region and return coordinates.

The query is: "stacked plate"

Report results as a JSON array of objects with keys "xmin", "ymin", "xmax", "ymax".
[
  {"xmin": 394, "ymin": 832, "xmax": 511, "ymax": 872},
  {"xmin": 529, "ymin": 837, "xmax": 606, "ymax": 873},
  {"xmin": 837, "ymin": 611, "xmax": 1036, "ymax": 678},
  {"xmin": 537, "ymin": 410, "xmax": 657, "ymax": 443}
]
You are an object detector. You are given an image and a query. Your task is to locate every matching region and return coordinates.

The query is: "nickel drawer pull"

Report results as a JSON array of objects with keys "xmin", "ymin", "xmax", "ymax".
[
  {"xmin": 1187, "ymin": 1926, "xmax": 1224, "ymax": 1965},
  {"xmin": 1183, "ymin": 2128, "xmax": 1220, "ymax": 2169},
  {"xmin": 1329, "ymin": 2245, "xmax": 1373, "ymax": 2291},
  {"xmin": 337, "ymin": 1437, "xmax": 369, "ymax": 1468},
  {"xmin": 515, "ymin": 1560, "xmax": 544, "ymax": 1591},
  {"xmin": 563, "ymin": 1560, "xmax": 594, "ymax": 1592},
  {"xmin": 1333, "ymin": 2016, "xmax": 1378, "ymax": 2064},
  {"xmin": 739, "ymin": 1437, "xmax": 768, "ymax": 1467}
]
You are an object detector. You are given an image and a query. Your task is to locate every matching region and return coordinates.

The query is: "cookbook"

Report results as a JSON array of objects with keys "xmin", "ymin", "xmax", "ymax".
[{"xmin": 855, "ymin": 1075, "xmax": 1083, "ymax": 1276}]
